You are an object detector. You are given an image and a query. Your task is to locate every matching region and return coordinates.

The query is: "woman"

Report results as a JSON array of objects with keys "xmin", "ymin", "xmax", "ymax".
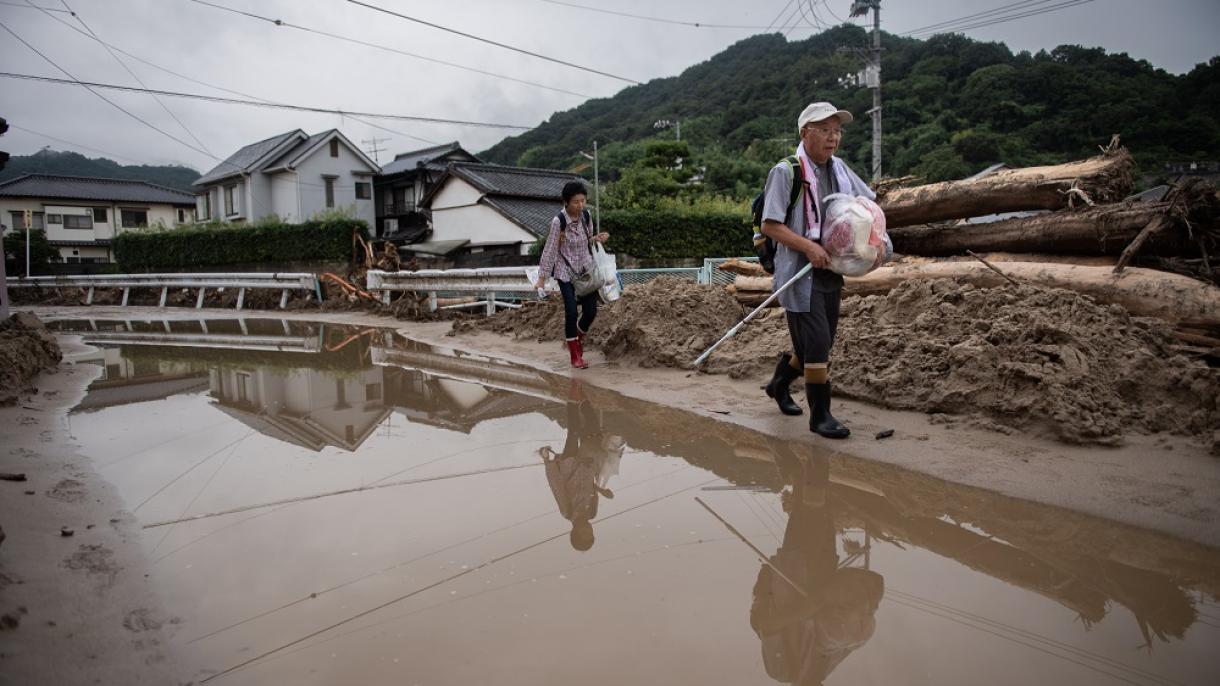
[{"xmin": 535, "ymin": 180, "xmax": 609, "ymax": 369}]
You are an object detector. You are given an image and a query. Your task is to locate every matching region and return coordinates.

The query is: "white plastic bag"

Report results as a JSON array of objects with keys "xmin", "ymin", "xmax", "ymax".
[
  {"xmin": 820, "ymin": 193, "xmax": 892, "ymax": 277},
  {"xmin": 594, "ymin": 243, "xmax": 621, "ymax": 303}
]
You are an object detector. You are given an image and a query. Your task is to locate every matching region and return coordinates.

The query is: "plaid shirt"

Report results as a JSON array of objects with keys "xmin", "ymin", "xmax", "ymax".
[{"xmin": 538, "ymin": 212, "xmax": 593, "ymax": 283}]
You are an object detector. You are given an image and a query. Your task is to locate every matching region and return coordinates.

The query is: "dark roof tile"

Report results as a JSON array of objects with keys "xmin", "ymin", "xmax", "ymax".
[{"xmin": 0, "ymin": 174, "xmax": 195, "ymax": 204}]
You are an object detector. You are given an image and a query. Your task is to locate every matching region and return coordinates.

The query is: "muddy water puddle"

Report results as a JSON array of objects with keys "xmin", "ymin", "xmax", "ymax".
[{"xmin": 53, "ymin": 318, "xmax": 1220, "ymax": 685}]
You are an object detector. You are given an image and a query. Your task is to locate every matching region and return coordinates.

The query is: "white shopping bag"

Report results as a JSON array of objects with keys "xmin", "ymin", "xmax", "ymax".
[{"xmin": 593, "ymin": 244, "xmax": 621, "ymax": 303}]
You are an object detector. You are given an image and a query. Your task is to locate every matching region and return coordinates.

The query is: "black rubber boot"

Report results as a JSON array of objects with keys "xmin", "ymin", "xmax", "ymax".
[
  {"xmin": 806, "ymin": 382, "xmax": 850, "ymax": 439},
  {"xmin": 764, "ymin": 353, "xmax": 803, "ymax": 416}
]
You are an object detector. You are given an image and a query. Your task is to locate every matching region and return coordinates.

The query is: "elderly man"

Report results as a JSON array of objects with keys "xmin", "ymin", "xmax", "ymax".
[{"xmin": 760, "ymin": 102, "xmax": 875, "ymax": 439}]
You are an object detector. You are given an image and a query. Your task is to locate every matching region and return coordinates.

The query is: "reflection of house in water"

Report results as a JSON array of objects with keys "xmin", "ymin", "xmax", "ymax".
[
  {"xmin": 73, "ymin": 346, "xmax": 208, "ymax": 413},
  {"xmin": 209, "ymin": 365, "xmax": 391, "ymax": 452},
  {"xmin": 383, "ymin": 367, "xmax": 553, "ymax": 434}
]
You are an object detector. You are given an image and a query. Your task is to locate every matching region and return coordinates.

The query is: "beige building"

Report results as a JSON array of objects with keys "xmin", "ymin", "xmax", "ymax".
[{"xmin": 0, "ymin": 173, "xmax": 196, "ymax": 264}]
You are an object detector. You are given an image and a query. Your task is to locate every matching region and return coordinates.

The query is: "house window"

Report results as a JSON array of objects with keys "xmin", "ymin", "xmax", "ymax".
[
  {"xmin": 393, "ymin": 186, "xmax": 415, "ymax": 213},
  {"xmin": 64, "ymin": 215, "xmax": 92, "ymax": 229},
  {"xmin": 93, "ymin": 207, "xmax": 108, "ymax": 222},
  {"xmin": 329, "ymin": 139, "xmax": 339, "ymax": 157},
  {"xmin": 120, "ymin": 209, "xmax": 148, "ymax": 228},
  {"xmin": 177, "ymin": 208, "xmax": 187, "ymax": 223},
  {"xmin": 224, "ymin": 184, "xmax": 236, "ymax": 216},
  {"xmin": 201, "ymin": 193, "xmax": 212, "ymax": 220},
  {"xmin": 10, "ymin": 211, "xmax": 44, "ymax": 230},
  {"xmin": 47, "ymin": 214, "xmax": 63, "ymax": 224},
  {"xmin": 324, "ymin": 177, "xmax": 335, "ymax": 208},
  {"xmin": 355, "ymin": 182, "xmax": 370, "ymax": 199}
]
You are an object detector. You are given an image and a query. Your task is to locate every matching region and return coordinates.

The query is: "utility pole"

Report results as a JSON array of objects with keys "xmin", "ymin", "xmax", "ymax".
[
  {"xmin": 579, "ymin": 141, "xmax": 601, "ymax": 232},
  {"xmin": 362, "ymin": 137, "xmax": 389, "ymax": 163},
  {"xmin": 849, "ymin": 1, "xmax": 882, "ymax": 180}
]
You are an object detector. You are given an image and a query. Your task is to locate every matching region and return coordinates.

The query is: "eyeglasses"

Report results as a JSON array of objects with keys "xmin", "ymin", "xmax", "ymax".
[{"xmin": 804, "ymin": 126, "xmax": 844, "ymax": 139}]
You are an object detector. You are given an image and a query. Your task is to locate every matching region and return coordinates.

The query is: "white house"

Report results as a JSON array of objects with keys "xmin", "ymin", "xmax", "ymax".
[
  {"xmin": 0, "ymin": 173, "xmax": 196, "ymax": 264},
  {"xmin": 193, "ymin": 129, "xmax": 380, "ymax": 228},
  {"xmin": 418, "ymin": 163, "xmax": 582, "ymax": 259}
]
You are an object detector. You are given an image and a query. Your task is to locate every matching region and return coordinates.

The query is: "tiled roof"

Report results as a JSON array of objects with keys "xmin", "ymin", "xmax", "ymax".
[
  {"xmin": 263, "ymin": 131, "xmax": 329, "ymax": 169},
  {"xmin": 48, "ymin": 239, "xmax": 112, "ymax": 247},
  {"xmin": 480, "ymin": 196, "xmax": 565, "ymax": 238},
  {"xmin": 380, "ymin": 142, "xmax": 478, "ymax": 176},
  {"xmin": 194, "ymin": 130, "xmax": 303, "ymax": 186},
  {"xmin": 0, "ymin": 174, "xmax": 195, "ymax": 204},
  {"xmin": 452, "ymin": 163, "xmax": 579, "ymax": 200}
]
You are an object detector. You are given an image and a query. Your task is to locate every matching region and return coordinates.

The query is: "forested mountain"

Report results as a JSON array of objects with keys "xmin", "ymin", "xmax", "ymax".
[
  {"xmin": 482, "ymin": 27, "xmax": 1220, "ymax": 199},
  {"xmin": 0, "ymin": 150, "xmax": 200, "ymax": 192}
]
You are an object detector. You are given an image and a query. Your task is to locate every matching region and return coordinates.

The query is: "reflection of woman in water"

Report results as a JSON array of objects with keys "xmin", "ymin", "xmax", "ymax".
[
  {"xmin": 540, "ymin": 388, "xmax": 622, "ymax": 551},
  {"xmin": 750, "ymin": 448, "xmax": 884, "ymax": 685}
]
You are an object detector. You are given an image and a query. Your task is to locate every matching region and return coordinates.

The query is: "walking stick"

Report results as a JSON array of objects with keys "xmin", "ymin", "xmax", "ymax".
[
  {"xmin": 694, "ymin": 497, "xmax": 808, "ymax": 597},
  {"xmin": 693, "ymin": 263, "xmax": 811, "ymax": 367}
]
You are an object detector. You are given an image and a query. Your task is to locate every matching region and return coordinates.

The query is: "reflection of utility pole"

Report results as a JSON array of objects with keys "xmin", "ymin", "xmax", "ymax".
[
  {"xmin": 849, "ymin": 1, "xmax": 882, "ymax": 180},
  {"xmin": 0, "ymin": 116, "xmax": 9, "ymax": 318},
  {"xmin": 362, "ymin": 137, "xmax": 389, "ymax": 163}
]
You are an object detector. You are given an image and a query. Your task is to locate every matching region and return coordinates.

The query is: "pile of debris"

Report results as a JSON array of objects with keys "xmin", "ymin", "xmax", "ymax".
[
  {"xmin": 725, "ymin": 137, "xmax": 1220, "ymax": 361},
  {"xmin": 0, "ymin": 313, "xmax": 62, "ymax": 405}
]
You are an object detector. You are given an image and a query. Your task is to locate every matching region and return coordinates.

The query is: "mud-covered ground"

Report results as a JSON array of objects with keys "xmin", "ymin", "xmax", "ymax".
[
  {"xmin": 0, "ymin": 313, "xmax": 62, "ymax": 405},
  {"xmin": 454, "ymin": 277, "xmax": 1220, "ymax": 451}
]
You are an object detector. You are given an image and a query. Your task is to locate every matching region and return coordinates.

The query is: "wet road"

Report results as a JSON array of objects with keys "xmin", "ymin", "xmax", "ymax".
[{"xmin": 55, "ymin": 318, "xmax": 1220, "ymax": 685}]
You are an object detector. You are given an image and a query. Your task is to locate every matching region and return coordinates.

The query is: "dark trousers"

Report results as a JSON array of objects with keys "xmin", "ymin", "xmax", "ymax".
[
  {"xmin": 558, "ymin": 280, "xmax": 598, "ymax": 339},
  {"xmin": 785, "ymin": 289, "xmax": 841, "ymax": 366}
]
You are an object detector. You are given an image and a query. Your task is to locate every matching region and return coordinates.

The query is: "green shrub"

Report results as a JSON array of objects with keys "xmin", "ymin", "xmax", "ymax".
[
  {"xmin": 113, "ymin": 217, "xmax": 367, "ymax": 270},
  {"xmin": 600, "ymin": 203, "xmax": 752, "ymax": 259}
]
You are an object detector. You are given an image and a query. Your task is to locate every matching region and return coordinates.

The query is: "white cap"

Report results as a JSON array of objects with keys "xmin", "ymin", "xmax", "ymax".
[{"xmin": 798, "ymin": 102, "xmax": 854, "ymax": 130}]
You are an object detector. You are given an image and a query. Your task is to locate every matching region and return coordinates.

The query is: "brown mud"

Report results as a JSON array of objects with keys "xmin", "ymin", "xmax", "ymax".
[
  {"xmin": 0, "ymin": 313, "xmax": 62, "ymax": 405},
  {"xmin": 455, "ymin": 277, "xmax": 1220, "ymax": 448}
]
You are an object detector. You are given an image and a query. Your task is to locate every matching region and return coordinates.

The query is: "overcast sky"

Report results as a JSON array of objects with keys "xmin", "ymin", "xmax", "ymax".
[{"xmin": 1, "ymin": 0, "xmax": 1217, "ymax": 174}]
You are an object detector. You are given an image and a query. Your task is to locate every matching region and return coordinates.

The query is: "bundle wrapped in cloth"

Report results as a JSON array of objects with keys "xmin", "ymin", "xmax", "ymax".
[{"xmin": 820, "ymin": 193, "xmax": 893, "ymax": 276}]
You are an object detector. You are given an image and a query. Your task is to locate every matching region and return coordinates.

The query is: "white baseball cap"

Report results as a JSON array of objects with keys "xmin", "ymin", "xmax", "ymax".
[{"xmin": 798, "ymin": 102, "xmax": 854, "ymax": 130}]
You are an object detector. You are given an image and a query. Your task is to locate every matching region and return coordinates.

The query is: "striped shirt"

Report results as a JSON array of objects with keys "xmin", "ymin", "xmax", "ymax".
[{"xmin": 538, "ymin": 211, "xmax": 593, "ymax": 283}]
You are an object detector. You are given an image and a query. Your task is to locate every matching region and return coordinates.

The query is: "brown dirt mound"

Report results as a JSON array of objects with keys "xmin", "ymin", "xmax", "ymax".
[
  {"xmin": 0, "ymin": 313, "xmax": 62, "ymax": 405},
  {"xmin": 710, "ymin": 279, "xmax": 1219, "ymax": 445},
  {"xmin": 450, "ymin": 277, "xmax": 744, "ymax": 368}
]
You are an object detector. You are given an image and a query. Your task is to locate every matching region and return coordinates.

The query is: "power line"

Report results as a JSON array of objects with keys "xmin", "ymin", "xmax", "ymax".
[
  {"xmin": 0, "ymin": 0, "xmax": 67, "ymax": 10},
  {"xmin": 0, "ymin": 72, "xmax": 537, "ymax": 130},
  {"xmin": 902, "ymin": 0, "xmax": 1095, "ymax": 37},
  {"xmin": 0, "ymin": 20, "xmax": 220, "ymax": 163},
  {"xmin": 344, "ymin": 0, "xmax": 643, "ymax": 85},
  {"xmin": 23, "ymin": 4, "xmax": 438, "ymax": 145},
  {"xmin": 765, "ymin": 0, "xmax": 797, "ymax": 32},
  {"xmin": 538, "ymin": 0, "xmax": 807, "ymax": 29},
  {"xmin": 8, "ymin": 123, "xmax": 147, "ymax": 164},
  {"xmin": 38, "ymin": 0, "xmax": 214, "ymax": 155},
  {"xmin": 184, "ymin": 0, "xmax": 593, "ymax": 99},
  {"xmin": 900, "ymin": 0, "xmax": 1054, "ymax": 35}
]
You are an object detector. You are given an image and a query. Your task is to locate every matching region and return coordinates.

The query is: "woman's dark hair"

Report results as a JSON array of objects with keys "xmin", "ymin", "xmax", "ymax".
[{"xmin": 561, "ymin": 180, "xmax": 588, "ymax": 203}]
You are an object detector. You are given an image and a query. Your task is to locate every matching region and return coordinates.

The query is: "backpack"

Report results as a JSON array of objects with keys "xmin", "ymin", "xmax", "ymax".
[
  {"xmin": 557, "ymin": 208, "xmax": 593, "ymax": 242},
  {"xmin": 750, "ymin": 155, "xmax": 806, "ymax": 274}
]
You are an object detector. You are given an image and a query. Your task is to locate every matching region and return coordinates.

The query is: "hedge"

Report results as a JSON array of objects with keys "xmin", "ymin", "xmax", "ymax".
[
  {"xmin": 113, "ymin": 218, "xmax": 366, "ymax": 270},
  {"xmin": 599, "ymin": 207, "xmax": 752, "ymax": 260}
]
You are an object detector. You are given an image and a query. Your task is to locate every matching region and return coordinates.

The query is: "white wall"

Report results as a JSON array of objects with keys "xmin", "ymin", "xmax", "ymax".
[
  {"xmin": 0, "ymin": 198, "xmax": 191, "ymax": 262},
  {"xmin": 430, "ymin": 202, "xmax": 535, "ymax": 249},
  {"xmin": 294, "ymin": 139, "xmax": 376, "ymax": 229},
  {"xmin": 269, "ymin": 173, "xmax": 301, "ymax": 222},
  {"xmin": 429, "ymin": 177, "xmax": 483, "ymax": 209}
]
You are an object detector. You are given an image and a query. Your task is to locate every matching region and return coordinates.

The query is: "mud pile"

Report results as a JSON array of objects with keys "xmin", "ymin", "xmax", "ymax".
[
  {"xmin": 452, "ymin": 277, "xmax": 743, "ymax": 367},
  {"xmin": 0, "ymin": 313, "xmax": 62, "ymax": 405}
]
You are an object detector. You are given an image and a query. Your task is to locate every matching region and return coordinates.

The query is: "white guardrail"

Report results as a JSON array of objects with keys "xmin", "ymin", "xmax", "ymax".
[
  {"xmin": 366, "ymin": 267, "xmax": 541, "ymax": 315},
  {"xmin": 5, "ymin": 272, "xmax": 322, "ymax": 310}
]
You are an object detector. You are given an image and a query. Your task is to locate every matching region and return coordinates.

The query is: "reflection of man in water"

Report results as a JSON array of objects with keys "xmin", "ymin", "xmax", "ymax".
[
  {"xmin": 751, "ymin": 448, "xmax": 884, "ymax": 685},
  {"xmin": 540, "ymin": 387, "xmax": 622, "ymax": 551}
]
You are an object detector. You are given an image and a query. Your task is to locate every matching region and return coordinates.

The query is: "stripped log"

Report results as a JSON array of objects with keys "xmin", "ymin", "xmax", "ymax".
[
  {"xmin": 728, "ymin": 263, "xmax": 1220, "ymax": 323},
  {"xmin": 876, "ymin": 144, "xmax": 1134, "ymax": 228},
  {"xmin": 888, "ymin": 200, "xmax": 1184, "ymax": 257}
]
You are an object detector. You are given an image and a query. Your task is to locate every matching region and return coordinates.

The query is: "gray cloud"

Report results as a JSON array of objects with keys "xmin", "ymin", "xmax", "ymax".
[{"xmin": 1, "ymin": 0, "xmax": 1216, "ymax": 172}]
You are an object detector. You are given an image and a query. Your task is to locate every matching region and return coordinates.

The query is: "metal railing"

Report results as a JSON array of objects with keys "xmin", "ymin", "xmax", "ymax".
[
  {"xmin": 366, "ymin": 267, "xmax": 535, "ymax": 315},
  {"xmin": 6, "ymin": 272, "xmax": 322, "ymax": 310},
  {"xmin": 616, "ymin": 267, "xmax": 703, "ymax": 288}
]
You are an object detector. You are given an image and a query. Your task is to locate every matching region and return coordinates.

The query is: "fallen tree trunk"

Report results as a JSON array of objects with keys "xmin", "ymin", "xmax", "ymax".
[
  {"xmin": 888, "ymin": 200, "xmax": 1184, "ymax": 257},
  {"xmin": 727, "ymin": 262, "xmax": 1220, "ymax": 323},
  {"xmin": 876, "ymin": 143, "xmax": 1134, "ymax": 228}
]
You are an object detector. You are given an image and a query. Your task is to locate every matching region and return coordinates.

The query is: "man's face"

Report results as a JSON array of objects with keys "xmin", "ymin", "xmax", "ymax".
[{"xmin": 800, "ymin": 116, "xmax": 844, "ymax": 164}]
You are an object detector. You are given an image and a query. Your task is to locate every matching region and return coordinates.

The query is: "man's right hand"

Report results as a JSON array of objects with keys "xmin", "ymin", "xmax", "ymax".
[{"xmin": 804, "ymin": 242, "xmax": 830, "ymax": 269}]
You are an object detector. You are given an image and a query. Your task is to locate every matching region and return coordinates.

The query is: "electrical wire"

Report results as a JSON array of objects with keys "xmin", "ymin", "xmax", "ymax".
[
  {"xmin": 538, "ymin": 0, "xmax": 806, "ymax": 29},
  {"xmin": 39, "ymin": 0, "xmax": 214, "ymax": 155},
  {"xmin": 765, "ymin": 0, "xmax": 798, "ymax": 32},
  {"xmin": 915, "ymin": 0, "xmax": 1097, "ymax": 36},
  {"xmin": 902, "ymin": 0, "xmax": 1095, "ymax": 37},
  {"xmin": 23, "ymin": 4, "xmax": 438, "ymax": 145},
  {"xmin": 0, "ymin": 72, "xmax": 537, "ymax": 130},
  {"xmin": 8, "ymin": 123, "xmax": 147, "ymax": 164},
  {"xmin": 344, "ymin": 0, "xmax": 642, "ymax": 85},
  {"xmin": 184, "ymin": 0, "xmax": 593, "ymax": 99}
]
